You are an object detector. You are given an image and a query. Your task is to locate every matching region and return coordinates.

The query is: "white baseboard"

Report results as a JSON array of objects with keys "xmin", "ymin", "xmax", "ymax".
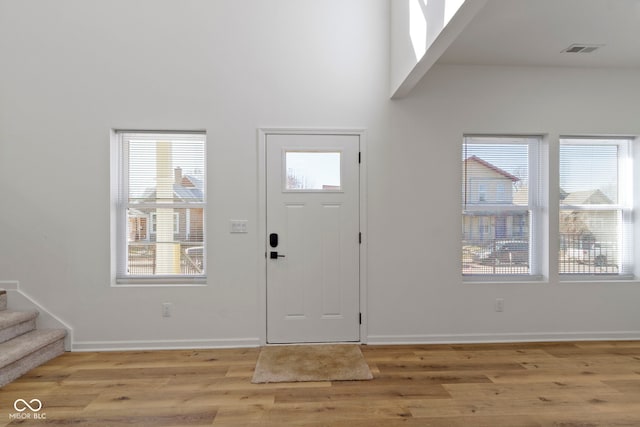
[
  {"xmin": 0, "ymin": 281, "xmax": 19, "ymax": 291},
  {"xmin": 366, "ymin": 331, "xmax": 640, "ymax": 345},
  {"xmin": 72, "ymin": 337, "xmax": 262, "ymax": 352}
]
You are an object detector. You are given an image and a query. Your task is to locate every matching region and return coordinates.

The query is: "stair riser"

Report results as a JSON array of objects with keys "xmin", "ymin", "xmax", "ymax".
[
  {"xmin": 0, "ymin": 319, "xmax": 36, "ymax": 345},
  {"xmin": 0, "ymin": 289, "xmax": 68, "ymax": 388},
  {"xmin": 0, "ymin": 338, "xmax": 65, "ymax": 387}
]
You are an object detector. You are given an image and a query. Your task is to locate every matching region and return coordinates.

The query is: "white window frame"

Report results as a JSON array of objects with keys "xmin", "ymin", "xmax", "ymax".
[
  {"xmin": 111, "ymin": 130, "xmax": 206, "ymax": 286},
  {"xmin": 496, "ymin": 182, "xmax": 506, "ymax": 203},
  {"xmin": 463, "ymin": 135, "xmax": 543, "ymax": 282},
  {"xmin": 477, "ymin": 181, "xmax": 488, "ymax": 202},
  {"xmin": 150, "ymin": 212, "xmax": 180, "ymax": 235},
  {"xmin": 559, "ymin": 136, "xmax": 634, "ymax": 281}
]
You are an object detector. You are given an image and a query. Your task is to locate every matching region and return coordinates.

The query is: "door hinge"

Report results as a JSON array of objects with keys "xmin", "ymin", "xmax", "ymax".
[
  {"xmin": 359, "ymin": 313, "xmax": 362, "ymax": 324},
  {"xmin": 359, "ymin": 232, "xmax": 362, "ymax": 244},
  {"xmin": 358, "ymin": 152, "xmax": 361, "ymax": 164}
]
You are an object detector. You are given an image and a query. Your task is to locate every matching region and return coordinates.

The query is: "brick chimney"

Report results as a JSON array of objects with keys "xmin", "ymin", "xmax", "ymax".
[{"xmin": 174, "ymin": 167, "xmax": 182, "ymax": 184}]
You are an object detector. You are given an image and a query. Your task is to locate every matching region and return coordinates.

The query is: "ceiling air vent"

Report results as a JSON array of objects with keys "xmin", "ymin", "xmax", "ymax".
[{"xmin": 563, "ymin": 44, "xmax": 603, "ymax": 53}]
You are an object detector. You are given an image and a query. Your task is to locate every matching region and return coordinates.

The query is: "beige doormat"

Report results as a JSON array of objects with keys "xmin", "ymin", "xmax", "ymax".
[{"xmin": 251, "ymin": 344, "xmax": 373, "ymax": 383}]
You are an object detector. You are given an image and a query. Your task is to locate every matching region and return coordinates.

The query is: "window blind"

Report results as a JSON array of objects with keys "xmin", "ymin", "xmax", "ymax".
[
  {"xmin": 462, "ymin": 136, "xmax": 538, "ymax": 277},
  {"xmin": 116, "ymin": 131, "xmax": 206, "ymax": 283},
  {"xmin": 559, "ymin": 138, "xmax": 632, "ymax": 276}
]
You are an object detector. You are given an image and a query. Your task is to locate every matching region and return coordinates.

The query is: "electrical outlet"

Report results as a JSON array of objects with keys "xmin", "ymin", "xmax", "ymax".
[
  {"xmin": 495, "ymin": 298, "xmax": 504, "ymax": 312},
  {"xmin": 162, "ymin": 302, "xmax": 173, "ymax": 318}
]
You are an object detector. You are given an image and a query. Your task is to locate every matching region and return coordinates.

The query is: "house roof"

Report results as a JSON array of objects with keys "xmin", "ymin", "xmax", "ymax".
[
  {"xmin": 174, "ymin": 175, "xmax": 203, "ymax": 200},
  {"xmin": 184, "ymin": 175, "xmax": 203, "ymax": 189},
  {"xmin": 561, "ymin": 189, "xmax": 613, "ymax": 205},
  {"xmin": 464, "ymin": 155, "xmax": 520, "ymax": 182},
  {"xmin": 559, "ymin": 188, "xmax": 569, "ymax": 200},
  {"xmin": 141, "ymin": 174, "xmax": 204, "ymax": 202}
]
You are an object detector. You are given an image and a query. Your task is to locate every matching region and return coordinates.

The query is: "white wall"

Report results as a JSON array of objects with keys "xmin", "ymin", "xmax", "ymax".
[
  {"xmin": 369, "ymin": 64, "xmax": 640, "ymax": 343},
  {"xmin": 1, "ymin": 1, "xmax": 639, "ymax": 350},
  {"xmin": 390, "ymin": 0, "xmax": 419, "ymax": 94},
  {"xmin": 0, "ymin": 0, "xmax": 390, "ymax": 350},
  {"xmin": 390, "ymin": 0, "xmax": 485, "ymax": 98}
]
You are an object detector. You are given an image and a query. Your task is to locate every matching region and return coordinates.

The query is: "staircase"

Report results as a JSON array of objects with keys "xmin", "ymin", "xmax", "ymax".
[{"xmin": 0, "ymin": 289, "xmax": 67, "ymax": 387}]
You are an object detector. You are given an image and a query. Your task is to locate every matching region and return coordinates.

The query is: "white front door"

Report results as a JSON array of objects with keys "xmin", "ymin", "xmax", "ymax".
[{"xmin": 266, "ymin": 133, "xmax": 360, "ymax": 343}]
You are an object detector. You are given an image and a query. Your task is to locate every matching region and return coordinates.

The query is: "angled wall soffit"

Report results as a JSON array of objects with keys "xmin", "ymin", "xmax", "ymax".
[{"xmin": 391, "ymin": 0, "xmax": 488, "ymax": 99}]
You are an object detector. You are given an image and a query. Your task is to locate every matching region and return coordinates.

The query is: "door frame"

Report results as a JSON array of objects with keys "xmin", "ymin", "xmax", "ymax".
[{"xmin": 257, "ymin": 128, "xmax": 368, "ymax": 345}]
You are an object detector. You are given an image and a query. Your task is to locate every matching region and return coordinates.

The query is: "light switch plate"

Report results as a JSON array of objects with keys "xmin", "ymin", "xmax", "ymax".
[{"xmin": 230, "ymin": 220, "xmax": 248, "ymax": 233}]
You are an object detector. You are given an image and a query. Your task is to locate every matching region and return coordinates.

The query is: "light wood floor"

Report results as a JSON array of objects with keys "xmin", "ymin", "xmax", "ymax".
[{"xmin": 1, "ymin": 341, "xmax": 639, "ymax": 426}]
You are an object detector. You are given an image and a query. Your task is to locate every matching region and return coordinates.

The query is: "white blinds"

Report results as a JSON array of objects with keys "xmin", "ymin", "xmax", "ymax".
[
  {"xmin": 559, "ymin": 138, "xmax": 632, "ymax": 276},
  {"xmin": 462, "ymin": 137, "xmax": 531, "ymax": 209},
  {"xmin": 117, "ymin": 132, "xmax": 206, "ymax": 282},
  {"xmin": 462, "ymin": 136, "xmax": 537, "ymax": 276}
]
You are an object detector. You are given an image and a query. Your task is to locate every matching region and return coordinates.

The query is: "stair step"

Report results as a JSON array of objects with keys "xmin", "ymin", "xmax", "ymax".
[
  {"xmin": 0, "ymin": 310, "xmax": 38, "ymax": 344},
  {"xmin": 0, "ymin": 290, "xmax": 6, "ymax": 311},
  {"xmin": 0, "ymin": 329, "xmax": 66, "ymax": 387}
]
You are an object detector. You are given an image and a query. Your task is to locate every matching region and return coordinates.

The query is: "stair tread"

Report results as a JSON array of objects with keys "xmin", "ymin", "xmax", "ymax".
[
  {"xmin": 0, "ymin": 329, "xmax": 66, "ymax": 368},
  {"xmin": 0, "ymin": 310, "xmax": 39, "ymax": 330}
]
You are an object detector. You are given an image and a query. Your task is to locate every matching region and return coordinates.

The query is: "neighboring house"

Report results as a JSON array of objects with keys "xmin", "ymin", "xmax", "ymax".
[
  {"xmin": 559, "ymin": 189, "xmax": 617, "ymax": 259},
  {"xmin": 462, "ymin": 156, "xmax": 528, "ymax": 245},
  {"xmin": 128, "ymin": 167, "xmax": 204, "ymax": 243},
  {"xmin": 561, "ymin": 188, "xmax": 612, "ymax": 206}
]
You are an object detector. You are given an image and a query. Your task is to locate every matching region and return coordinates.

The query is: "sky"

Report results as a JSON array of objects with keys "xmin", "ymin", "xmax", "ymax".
[
  {"xmin": 128, "ymin": 139, "xmax": 205, "ymax": 199},
  {"xmin": 285, "ymin": 151, "xmax": 341, "ymax": 190},
  {"xmin": 559, "ymin": 143, "xmax": 618, "ymax": 201}
]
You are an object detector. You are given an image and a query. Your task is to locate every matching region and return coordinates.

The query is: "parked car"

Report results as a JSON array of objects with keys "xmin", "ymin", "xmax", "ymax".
[
  {"xmin": 473, "ymin": 241, "xmax": 529, "ymax": 265},
  {"xmin": 566, "ymin": 242, "xmax": 607, "ymax": 266}
]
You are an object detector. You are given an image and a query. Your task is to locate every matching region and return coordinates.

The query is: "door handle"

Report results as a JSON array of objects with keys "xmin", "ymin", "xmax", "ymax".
[{"xmin": 270, "ymin": 251, "xmax": 285, "ymax": 259}]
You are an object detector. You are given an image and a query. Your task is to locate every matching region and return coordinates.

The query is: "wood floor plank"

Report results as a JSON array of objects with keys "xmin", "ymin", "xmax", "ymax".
[
  {"xmin": 488, "ymin": 370, "xmax": 640, "ymax": 384},
  {"xmin": 10, "ymin": 407, "xmax": 219, "ymax": 426},
  {"xmin": 409, "ymin": 397, "xmax": 609, "ymax": 418},
  {"xmin": 65, "ymin": 365, "xmax": 230, "ymax": 381},
  {"xmin": 274, "ymin": 383, "xmax": 449, "ymax": 403},
  {"xmin": 247, "ymin": 401, "xmax": 414, "ymax": 425},
  {"xmin": 1, "ymin": 341, "xmax": 639, "ymax": 426},
  {"xmin": 442, "ymin": 381, "xmax": 625, "ymax": 406},
  {"xmin": 376, "ymin": 360, "xmax": 528, "ymax": 373},
  {"xmin": 603, "ymin": 379, "xmax": 640, "ymax": 394}
]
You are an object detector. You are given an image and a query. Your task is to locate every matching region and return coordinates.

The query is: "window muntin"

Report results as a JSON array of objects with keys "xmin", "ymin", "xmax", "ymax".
[
  {"xmin": 115, "ymin": 131, "xmax": 206, "ymax": 284},
  {"xmin": 559, "ymin": 138, "xmax": 633, "ymax": 277},
  {"xmin": 284, "ymin": 151, "xmax": 342, "ymax": 191},
  {"xmin": 462, "ymin": 136, "xmax": 539, "ymax": 278}
]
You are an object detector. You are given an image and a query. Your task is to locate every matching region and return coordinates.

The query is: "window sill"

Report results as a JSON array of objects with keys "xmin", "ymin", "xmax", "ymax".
[
  {"xmin": 114, "ymin": 276, "xmax": 207, "ymax": 287},
  {"xmin": 463, "ymin": 274, "xmax": 545, "ymax": 285},
  {"xmin": 559, "ymin": 274, "xmax": 637, "ymax": 285}
]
